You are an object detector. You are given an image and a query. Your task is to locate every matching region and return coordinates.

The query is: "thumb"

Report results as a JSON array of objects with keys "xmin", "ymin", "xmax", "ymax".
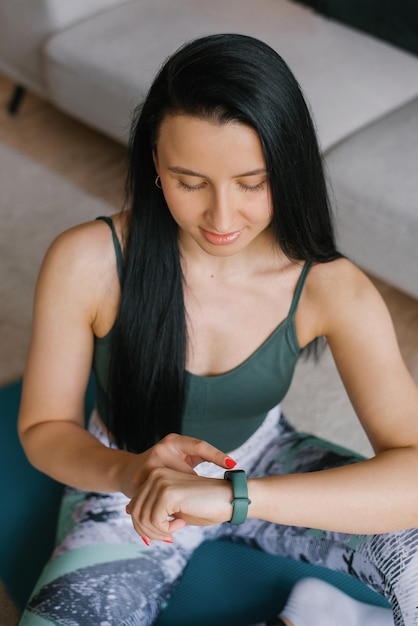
[{"xmin": 167, "ymin": 518, "xmax": 188, "ymax": 534}]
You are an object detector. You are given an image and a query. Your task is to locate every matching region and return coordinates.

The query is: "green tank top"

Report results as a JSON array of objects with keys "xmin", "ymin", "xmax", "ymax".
[{"xmin": 93, "ymin": 216, "xmax": 310, "ymax": 451}]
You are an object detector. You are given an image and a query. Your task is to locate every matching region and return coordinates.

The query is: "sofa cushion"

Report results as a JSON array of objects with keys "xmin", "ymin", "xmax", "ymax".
[
  {"xmin": 326, "ymin": 96, "xmax": 418, "ymax": 299},
  {"xmin": 44, "ymin": 0, "xmax": 418, "ymax": 148}
]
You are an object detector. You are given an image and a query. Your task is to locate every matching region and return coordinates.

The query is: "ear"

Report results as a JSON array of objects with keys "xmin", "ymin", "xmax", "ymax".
[{"xmin": 152, "ymin": 148, "xmax": 159, "ymax": 174}]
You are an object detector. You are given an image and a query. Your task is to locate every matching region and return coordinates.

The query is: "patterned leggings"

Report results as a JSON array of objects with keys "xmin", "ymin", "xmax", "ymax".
[{"xmin": 20, "ymin": 409, "xmax": 418, "ymax": 626}]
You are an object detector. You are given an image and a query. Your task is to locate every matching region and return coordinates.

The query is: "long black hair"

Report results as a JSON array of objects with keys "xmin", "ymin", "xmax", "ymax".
[{"xmin": 108, "ymin": 33, "xmax": 341, "ymax": 453}]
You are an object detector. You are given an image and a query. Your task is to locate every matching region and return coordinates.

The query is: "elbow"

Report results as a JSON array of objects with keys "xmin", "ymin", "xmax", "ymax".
[
  {"xmin": 18, "ymin": 421, "xmax": 40, "ymax": 469},
  {"xmin": 17, "ymin": 416, "xmax": 55, "ymax": 472}
]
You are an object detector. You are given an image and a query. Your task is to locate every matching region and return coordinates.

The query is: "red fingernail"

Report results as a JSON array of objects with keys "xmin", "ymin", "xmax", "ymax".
[
  {"xmin": 141, "ymin": 536, "xmax": 150, "ymax": 547},
  {"xmin": 125, "ymin": 505, "xmax": 130, "ymax": 515},
  {"xmin": 225, "ymin": 458, "xmax": 237, "ymax": 468},
  {"xmin": 163, "ymin": 538, "xmax": 173, "ymax": 544}
]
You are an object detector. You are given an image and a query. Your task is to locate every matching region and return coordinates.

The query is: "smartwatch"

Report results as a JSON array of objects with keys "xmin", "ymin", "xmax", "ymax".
[{"xmin": 224, "ymin": 469, "xmax": 251, "ymax": 525}]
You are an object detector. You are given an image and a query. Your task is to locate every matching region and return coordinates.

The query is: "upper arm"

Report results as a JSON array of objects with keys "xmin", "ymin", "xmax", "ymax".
[
  {"xmin": 309, "ymin": 260, "xmax": 418, "ymax": 453},
  {"xmin": 18, "ymin": 220, "xmax": 115, "ymax": 438}
]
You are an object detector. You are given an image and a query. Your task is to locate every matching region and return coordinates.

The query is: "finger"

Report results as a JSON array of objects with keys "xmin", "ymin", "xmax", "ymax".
[
  {"xmin": 167, "ymin": 518, "xmax": 188, "ymax": 533},
  {"xmin": 130, "ymin": 483, "xmax": 174, "ymax": 541},
  {"xmin": 131, "ymin": 508, "xmax": 171, "ymax": 542},
  {"xmin": 174, "ymin": 435, "xmax": 237, "ymax": 469}
]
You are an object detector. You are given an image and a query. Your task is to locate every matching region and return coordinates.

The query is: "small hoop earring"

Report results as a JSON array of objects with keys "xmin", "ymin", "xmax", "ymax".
[{"xmin": 155, "ymin": 175, "xmax": 162, "ymax": 189}]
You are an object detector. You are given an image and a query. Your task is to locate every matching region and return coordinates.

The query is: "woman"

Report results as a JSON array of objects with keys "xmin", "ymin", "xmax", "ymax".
[{"xmin": 18, "ymin": 34, "xmax": 418, "ymax": 625}]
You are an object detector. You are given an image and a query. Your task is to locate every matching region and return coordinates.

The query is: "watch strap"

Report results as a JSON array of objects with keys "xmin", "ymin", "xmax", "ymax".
[{"xmin": 224, "ymin": 469, "xmax": 251, "ymax": 525}]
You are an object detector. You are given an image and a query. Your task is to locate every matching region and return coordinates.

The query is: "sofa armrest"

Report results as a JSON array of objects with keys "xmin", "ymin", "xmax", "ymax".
[{"xmin": 0, "ymin": 0, "xmax": 129, "ymax": 95}]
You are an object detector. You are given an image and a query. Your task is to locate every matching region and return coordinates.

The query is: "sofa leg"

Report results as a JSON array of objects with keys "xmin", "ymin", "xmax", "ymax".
[{"xmin": 8, "ymin": 85, "xmax": 26, "ymax": 115}]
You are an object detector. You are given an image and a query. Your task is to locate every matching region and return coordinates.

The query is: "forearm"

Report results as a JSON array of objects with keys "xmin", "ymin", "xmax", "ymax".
[
  {"xmin": 20, "ymin": 420, "xmax": 136, "ymax": 496},
  {"xmin": 248, "ymin": 448, "xmax": 418, "ymax": 534},
  {"xmin": 20, "ymin": 421, "xmax": 235, "ymax": 503}
]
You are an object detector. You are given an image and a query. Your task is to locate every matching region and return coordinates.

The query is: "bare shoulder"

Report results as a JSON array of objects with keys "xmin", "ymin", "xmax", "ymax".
[
  {"xmin": 307, "ymin": 256, "xmax": 372, "ymax": 295},
  {"xmin": 36, "ymin": 214, "xmax": 125, "ymax": 330},
  {"xmin": 300, "ymin": 257, "xmax": 390, "ymax": 340},
  {"xmin": 41, "ymin": 214, "xmax": 125, "ymax": 282},
  {"xmin": 45, "ymin": 214, "xmax": 118, "ymax": 262}
]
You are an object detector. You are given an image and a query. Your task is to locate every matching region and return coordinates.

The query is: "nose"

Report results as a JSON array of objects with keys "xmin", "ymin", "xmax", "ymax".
[{"xmin": 206, "ymin": 187, "xmax": 238, "ymax": 233}]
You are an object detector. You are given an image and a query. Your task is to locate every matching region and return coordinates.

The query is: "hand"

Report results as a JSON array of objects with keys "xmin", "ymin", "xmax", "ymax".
[
  {"xmin": 118, "ymin": 433, "xmax": 236, "ymax": 498},
  {"xmin": 126, "ymin": 467, "xmax": 234, "ymax": 542}
]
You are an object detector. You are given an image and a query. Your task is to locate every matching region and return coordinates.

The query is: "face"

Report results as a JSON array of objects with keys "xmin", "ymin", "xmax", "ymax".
[{"xmin": 153, "ymin": 114, "xmax": 273, "ymax": 259}]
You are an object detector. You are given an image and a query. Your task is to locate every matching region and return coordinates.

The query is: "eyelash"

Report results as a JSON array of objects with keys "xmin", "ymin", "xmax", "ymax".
[
  {"xmin": 176, "ymin": 181, "xmax": 266, "ymax": 193},
  {"xmin": 239, "ymin": 181, "xmax": 266, "ymax": 193},
  {"xmin": 177, "ymin": 181, "xmax": 203, "ymax": 192}
]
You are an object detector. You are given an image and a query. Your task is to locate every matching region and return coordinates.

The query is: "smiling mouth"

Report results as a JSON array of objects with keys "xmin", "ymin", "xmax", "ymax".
[{"xmin": 200, "ymin": 228, "xmax": 244, "ymax": 245}]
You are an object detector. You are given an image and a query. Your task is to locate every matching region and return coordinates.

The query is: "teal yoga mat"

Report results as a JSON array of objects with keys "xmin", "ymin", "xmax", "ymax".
[
  {"xmin": 0, "ymin": 378, "xmax": 95, "ymax": 609},
  {"xmin": 0, "ymin": 380, "xmax": 390, "ymax": 625}
]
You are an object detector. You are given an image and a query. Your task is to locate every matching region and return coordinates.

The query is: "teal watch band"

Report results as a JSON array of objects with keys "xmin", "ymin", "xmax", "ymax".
[{"xmin": 224, "ymin": 469, "xmax": 251, "ymax": 525}]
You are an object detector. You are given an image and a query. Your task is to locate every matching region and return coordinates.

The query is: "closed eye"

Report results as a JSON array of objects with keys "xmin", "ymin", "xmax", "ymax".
[
  {"xmin": 176, "ymin": 179, "xmax": 267, "ymax": 192},
  {"xmin": 177, "ymin": 180, "xmax": 205, "ymax": 192},
  {"xmin": 238, "ymin": 181, "xmax": 267, "ymax": 192}
]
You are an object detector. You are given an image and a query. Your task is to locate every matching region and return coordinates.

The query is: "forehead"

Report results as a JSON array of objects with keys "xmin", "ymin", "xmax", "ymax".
[{"xmin": 155, "ymin": 114, "xmax": 266, "ymax": 170}]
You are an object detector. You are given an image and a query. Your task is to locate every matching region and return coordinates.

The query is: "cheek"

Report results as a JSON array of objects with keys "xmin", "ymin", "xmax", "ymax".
[
  {"xmin": 162, "ymin": 186, "xmax": 182, "ymax": 211},
  {"xmin": 247, "ymin": 195, "xmax": 272, "ymax": 224},
  {"xmin": 163, "ymin": 189, "xmax": 195, "ymax": 224}
]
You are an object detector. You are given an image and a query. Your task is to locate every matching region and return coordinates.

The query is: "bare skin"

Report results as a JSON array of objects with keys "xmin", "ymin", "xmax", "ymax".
[{"xmin": 19, "ymin": 115, "xmax": 418, "ymax": 547}]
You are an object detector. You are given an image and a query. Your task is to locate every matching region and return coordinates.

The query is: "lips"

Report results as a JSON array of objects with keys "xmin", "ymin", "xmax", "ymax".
[{"xmin": 200, "ymin": 228, "xmax": 244, "ymax": 246}]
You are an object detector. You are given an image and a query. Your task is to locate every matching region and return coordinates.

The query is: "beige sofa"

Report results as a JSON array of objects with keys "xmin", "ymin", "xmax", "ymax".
[{"xmin": 1, "ymin": 0, "xmax": 418, "ymax": 297}]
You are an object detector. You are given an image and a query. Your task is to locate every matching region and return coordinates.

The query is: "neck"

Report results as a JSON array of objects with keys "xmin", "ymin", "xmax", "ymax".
[{"xmin": 179, "ymin": 228, "xmax": 284, "ymax": 282}]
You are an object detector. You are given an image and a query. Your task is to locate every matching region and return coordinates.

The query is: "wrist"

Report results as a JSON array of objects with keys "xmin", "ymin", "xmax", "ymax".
[
  {"xmin": 108, "ymin": 449, "xmax": 141, "ymax": 497},
  {"xmin": 246, "ymin": 478, "xmax": 258, "ymax": 519},
  {"xmin": 246, "ymin": 476, "xmax": 277, "ymax": 521}
]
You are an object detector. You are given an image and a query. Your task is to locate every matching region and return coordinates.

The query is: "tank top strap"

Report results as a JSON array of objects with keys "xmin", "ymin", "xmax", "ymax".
[
  {"xmin": 288, "ymin": 261, "xmax": 311, "ymax": 318},
  {"xmin": 96, "ymin": 216, "xmax": 123, "ymax": 283}
]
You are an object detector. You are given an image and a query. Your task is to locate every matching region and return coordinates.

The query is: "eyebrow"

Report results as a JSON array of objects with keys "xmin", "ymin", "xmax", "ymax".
[{"xmin": 168, "ymin": 166, "xmax": 267, "ymax": 178}]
